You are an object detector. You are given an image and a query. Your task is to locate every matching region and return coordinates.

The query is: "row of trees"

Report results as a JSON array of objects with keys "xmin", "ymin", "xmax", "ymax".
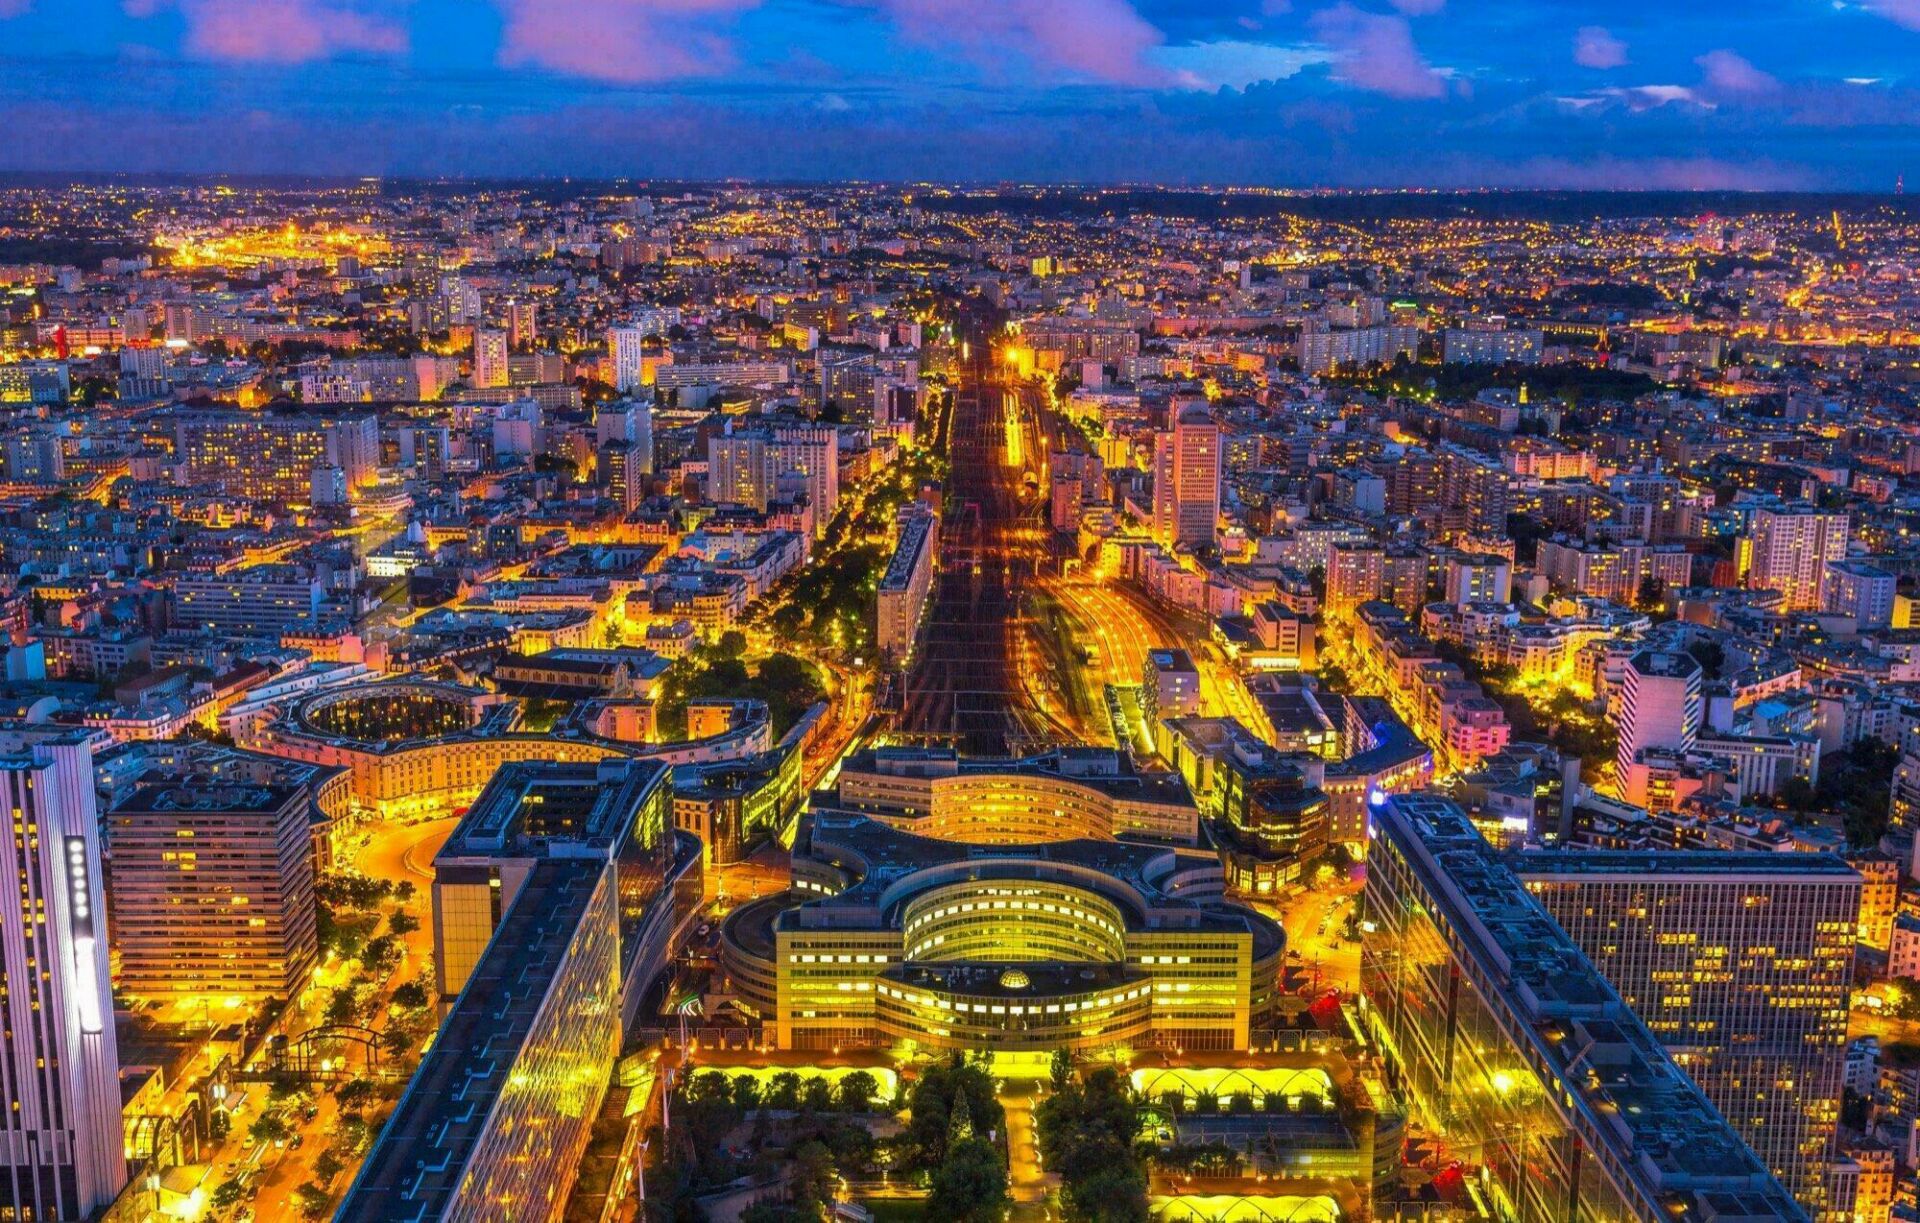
[{"xmin": 1035, "ymin": 1058, "xmax": 1150, "ymax": 1223}]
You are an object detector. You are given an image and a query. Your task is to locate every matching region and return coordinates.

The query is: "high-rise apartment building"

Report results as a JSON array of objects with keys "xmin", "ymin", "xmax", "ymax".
[
  {"xmin": 504, "ymin": 298, "xmax": 537, "ymax": 350},
  {"xmin": 172, "ymin": 409, "xmax": 379, "ymax": 502},
  {"xmin": 0, "ymin": 729, "xmax": 125, "ymax": 1220},
  {"xmin": 1362, "ymin": 793, "xmax": 1806, "ymax": 1222},
  {"xmin": 473, "ymin": 326, "xmax": 510, "ymax": 389},
  {"xmin": 1615, "ymin": 649, "xmax": 1703, "ymax": 805},
  {"xmin": 1516, "ymin": 850, "xmax": 1859, "ymax": 1217},
  {"xmin": 1152, "ymin": 405, "xmax": 1220, "ymax": 551},
  {"xmin": 707, "ymin": 419, "xmax": 839, "ymax": 535},
  {"xmin": 609, "ymin": 324, "xmax": 647, "ymax": 392},
  {"xmin": 1746, "ymin": 505, "xmax": 1848, "ymax": 612},
  {"xmin": 107, "ymin": 776, "xmax": 320, "ymax": 1005},
  {"xmin": 1823, "ymin": 559, "xmax": 1897, "ymax": 630}
]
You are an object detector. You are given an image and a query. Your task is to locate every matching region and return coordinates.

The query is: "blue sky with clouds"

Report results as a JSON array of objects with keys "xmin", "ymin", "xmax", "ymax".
[{"xmin": 1, "ymin": 0, "xmax": 1917, "ymax": 187}]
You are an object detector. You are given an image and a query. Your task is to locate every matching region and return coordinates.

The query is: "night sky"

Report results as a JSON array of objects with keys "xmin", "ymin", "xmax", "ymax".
[{"xmin": 1, "ymin": 0, "xmax": 1917, "ymax": 188}]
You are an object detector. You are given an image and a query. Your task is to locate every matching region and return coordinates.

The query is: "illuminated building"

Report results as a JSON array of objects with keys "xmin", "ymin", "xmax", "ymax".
[
  {"xmin": 1822, "ymin": 559, "xmax": 1896, "ymax": 630},
  {"xmin": 0, "ymin": 728, "xmax": 125, "ymax": 1220},
  {"xmin": 339, "ymin": 858, "xmax": 623, "ymax": 1223},
  {"xmin": 473, "ymin": 326, "xmax": 510, "ymax": 388},
  {"xmin": 236, "ymin": 678, "xmax": 774, "ymax": 821},
  {"xmin": 1616, "ymin": 650, "xmax": 1703, "ymax": 807},
  {"xmin": 1141, "ymin": 647, "xmax": 1202, "ymax": 725},
  {"xmin": 431, "ymin": 758, "xmax": 696, "ymax": 1024},
  {"xmin": 1361, "ymin": 793, "xmax": 1808, "ymax": 1222},
  {"xmin": 720, "ymin": 813, "xmax": 1284, "ymax": 1052},
  {"xmin": 671, "ymin": 742, "xmax": 805, "ymax": 871},
  {"xmin": 608, "ymin": 324, "xmax": 647, "ymax": 392},
  {"xmin": 876, "ymin": 506, "xmax": 937, "ymax": 660},
  {"xmin": 106, "ymin": 775, "xmax": 319, "ymax": 1005},
  {"xmin": 1745, "ymin": 506, "xmax": 1848, "ymax": 612},
  {"xmin": 172, "ymin": 409, "xmax": 379, "ymax": 502},
  {"xmin": 824, "ymin": 745, "xmax": 1200, "ymax": 845},
  {"xmin": 172, "ymin": 566, "xmax": 323, "ymax": 636},
  {"xmin": 1516, "ymin": 851, "xmax": 1859, "ymax": 1217},
  {"xmin": 1151, "ymin": 406, "xmax": 1220, "ymax": 552},
  {"xmin": 1153, "ymin": 716, "xmax": 1330, "ymax": 896}
]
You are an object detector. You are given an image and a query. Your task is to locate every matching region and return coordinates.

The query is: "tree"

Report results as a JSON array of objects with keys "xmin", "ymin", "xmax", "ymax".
[
  {"xmin": 801, "ymin": 1076, "xmax": 835, "ymax": 1114},
  {"xmin": 790, "ymin": 1140, "xmax": 836, "ymax": 1213},
  {"xmin": 1049, "ymin": 1048, "xmax": 1074, "ymax": 1090},
  {"xmin": 211, "ymin": 1179, "xmax": 245, "ymax": 1210},
  {"xmin": 835, "ymin": 1070, "xmax": 878, "ymax": 1113},
  {"xmin": 324, "ymin": 986, "xmax": 360, "ymax": 1027},
  {"xmin": 733, "ymin": 1074, "xmax": 764, "ymax": 1113},
  {"xmin": 766, "ymin": 1071, "xmax": 802, "ymax": 1111},
  {"xmin": 314, "ymin": 1149, "xmax": 345, "ymax": 1183},
  {"xmin": 292, "ymin": 1183, "xmax": 332, "ymax": 1220},
  {"xmin": 335, "ymin": 1078, "xmax": 378, "ymax": 1114},
  {"xmin": 248, "ymin": 1113, "xmax": 291, "ymax": 1146},
  {"xmin": 905, "ymin": 1056, "xmax": 1005, "ymax": 1170},
  {"xmin": 927, "ymin": 1136, "xmax": 1009, "ymax": 1223},
  {"xmin": 1635, "ymin": 575, "xmax": 1667, "ymax": 612},
  {"xmin": 1062, "ymin": 1152, "xmax": 1148, "ymax": 1223},
  {"xmin": 715, "ymin": 629, "xmax": 749, "ymax": 660},
  {"xmin": 388, "ymin": 910, "xmax": 421, "ymax": 938},
  {"xmin": 390, "ymin": 980, "xmax": 429, "ymax": 1011}
]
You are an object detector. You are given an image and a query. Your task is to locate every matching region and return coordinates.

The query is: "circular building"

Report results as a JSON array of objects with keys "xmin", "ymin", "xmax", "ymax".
[{"xmin": 720, "ymin": 812, "xmax": 1285, "ymax": 1054}]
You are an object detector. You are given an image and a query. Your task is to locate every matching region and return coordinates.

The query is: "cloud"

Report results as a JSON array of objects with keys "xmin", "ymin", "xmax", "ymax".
[
  {"xmin": 1387, "ymin": 0, "xmax": 1444, "ymax": 13},
  {"xmin": 1864, "ymin": 0, "xmax": 1920, "ymax": 30},
  {"xmin": 126, "ymin": 0, "xmax": 406, "ymax": 61},
  {"xmin": 1308, "ymin": 3, "xmax": 1446, "ymax": 99},
  {"xmin": 495, "ymin": 0, "xmax": 754, "ymax": 83},
  {"xmin": 1695, "ymin": 49, "xmax": 1778, "ymax": 95},
  {"xmin": 1572, "ymin": 25, "xmax": 1626, "ymax": 69},
  {"xmin": 0, "ymin": 0, "xmax": 29, "ymax": 16},
  {"xmin": 1155, "ymin": 39, "xmax": 1331, "ymax": 90},
  {"xmin": 864, "ymin": 0, "xmax": 1169, "ymax": 86}
]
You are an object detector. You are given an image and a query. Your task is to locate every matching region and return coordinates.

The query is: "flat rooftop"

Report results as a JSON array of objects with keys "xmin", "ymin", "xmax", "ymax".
[{"xmin": 338, "ymin": 857, "xmax": 605, "ymax": 1220}]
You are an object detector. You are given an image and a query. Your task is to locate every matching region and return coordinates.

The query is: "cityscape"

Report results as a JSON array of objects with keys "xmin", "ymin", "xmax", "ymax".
[{"xmin": 2, "ymin": 6, "xmax": 1920, "ymax": 1223}]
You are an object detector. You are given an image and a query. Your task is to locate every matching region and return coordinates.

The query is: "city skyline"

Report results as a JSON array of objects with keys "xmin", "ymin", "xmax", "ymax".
[{"xmin": 0, "ymin": 0, "xmax": 1917, "ymax": 187}]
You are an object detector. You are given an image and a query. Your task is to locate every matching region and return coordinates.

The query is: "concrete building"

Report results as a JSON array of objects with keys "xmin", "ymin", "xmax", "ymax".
[
  {"xmin": 1361, "ymin": 793, "xmax": 1807, "ymax": 1222},
  {"xmin": 876, "ymin": 507, "xmax": 937, "ymax": 660},
  {"xmin": 1823, "ymin": 559, "xmax": 1897, "ymax": 630},
  {"xmin": 1616, "ymin": 650, "xmax": 1703, "ymax": 807},
  {"xmin": 338, "ymin": 858, "xmax": 623, "ymax": 1223},
  {"xmin": 719, "ymin": 812, "xmax": 1284, "ymax": 1053},
  {"xmin": 1151, "ymin": 406, "xmax": 1220, "ymax": 552},
  {"xmin": 106, "ymin": 775, "xmax": 319, "ymax": 1004},
  {"xmin": 1516, "ymin": 850, "xmax": 1859, "ymax": 1217},
  {"xmin": 1746, "ymin": 506, "xmax": 1849, "ymax": 612},
  {"xmin": 473, "ymin": 326, "xmax": 510, "ymax": 388},
  {"xmin": 0, "ymin": 728, "xmax": 126, "ymax": 1220}
]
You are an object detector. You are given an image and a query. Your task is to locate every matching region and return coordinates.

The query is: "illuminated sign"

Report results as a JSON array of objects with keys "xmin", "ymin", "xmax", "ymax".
[{"xmin": 64, "ymin": 837, "xmax": 104, "ymax": 1034}]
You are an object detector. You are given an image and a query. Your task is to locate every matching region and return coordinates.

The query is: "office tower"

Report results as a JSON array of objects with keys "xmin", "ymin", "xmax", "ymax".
[
  {"xmin": 505, "ymin": 298, "xmax": 537, "ymax": 349},
  {"xmin": 473, "ymin": 326, "xmax": 510, "ymax": 389},
  {"xmin": 1823, "ymin": 559, "xmax": 1897, "ymax": 630},
  {"xmin": 0, "ymin": 730, "xmax": 126, "ymax": 1219},
  {"xmin": 1746, "ymin": 506, "xmax": 1848, "ymax": 611},
  {"xmin": 1615, "ymin": 649, "xmax": 1702, "ymax": 805},
  {"xmin": 609, "ymin": 324, "xmax": 647, "ymax": 392},
  {"xmin": 173, "ymin": 409, "xmax": 379, "ymax": 501},
  {"xmin": 1361, "ymin": 794, "xmax": 1806, "ymax": 1222},
  {"xmin": 1516, "ymin": 851, "xmax": 1859, "ymax": 1216},
  {"xmin": 430, "ymin": 758, "xmax": 684, "ymax": 1021},
  {"xmin": 340, "ymin": 859, "xmax": 623, "ymax": 1222},
  {"xmin": 1152, "ymin": 405, "xmax": 1221, "ymax": 551},
  {"xmin": 107, "ymin": 776, "xmax": 320, "ymax": 1005}
]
